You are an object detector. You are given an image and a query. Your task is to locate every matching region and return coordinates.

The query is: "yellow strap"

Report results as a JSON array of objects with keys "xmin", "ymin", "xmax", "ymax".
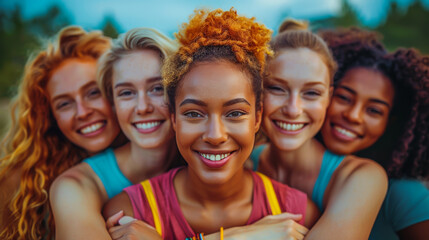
[
  {"xmin": 256, "ymin": 172, "xmax": 282, "ymax": 215},
  {"xmin": 141, "ymin": 180, "xmax": 162, "ymax": 236}
]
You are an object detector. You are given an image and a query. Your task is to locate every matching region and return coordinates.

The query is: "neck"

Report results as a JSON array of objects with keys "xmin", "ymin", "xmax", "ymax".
[
  {"xmin": 267, "ymin": 139, "xmax": 325, "ymax": 179},
  {"xmin": 119, "ymin": 139, "xmax": 178, "ymax": 184}
]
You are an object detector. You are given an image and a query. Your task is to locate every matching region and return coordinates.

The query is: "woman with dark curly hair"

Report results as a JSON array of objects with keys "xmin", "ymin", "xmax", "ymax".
[
  {"xmin": 103, "ymin": 8, "xmax": 319, "ymax": 240},
  {"xmin": 319, "ymin": 27, "xmax": 429, "ymax": 240},
  {"xmin": 0, "ymin": 26, "xmax": 121, "ymax": 239}
]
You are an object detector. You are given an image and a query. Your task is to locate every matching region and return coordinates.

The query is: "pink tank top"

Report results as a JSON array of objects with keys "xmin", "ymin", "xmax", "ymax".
[{"xmin": 124, "ymin": 167, "xmax": 307, "ymax": 240}]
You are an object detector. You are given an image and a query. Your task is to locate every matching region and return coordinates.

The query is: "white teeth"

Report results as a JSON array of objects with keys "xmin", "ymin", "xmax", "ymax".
[
  {"xmin": 80, "ymin": 122, "xmax": 104, "ymax": 134},
  {"xmin": 276, "ymin": 121, "xmax": 304, "ymax": 131},
  {"xmin": 135, "ymin": 121, "xmax": 161, "ymax": 130},
  {"xmin": 334, "ymin": 126, "xmax": 357, "ymax": 138},
  {"xmin": 199, "ymin": 152, "xmax": 231, "ymax": 161}
]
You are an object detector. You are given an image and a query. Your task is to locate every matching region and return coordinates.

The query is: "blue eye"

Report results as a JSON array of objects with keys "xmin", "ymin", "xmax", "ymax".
[
  {"xmin": 266, "ymin": 85, "xmax": 285, "ymax": 92},
  {"xmin": 304, "ymin": 90, "xmax": 321, "ymax": 97},
  {"xmin": 118, "ymin": 89, "xmax": 134, "ymax": 97}
]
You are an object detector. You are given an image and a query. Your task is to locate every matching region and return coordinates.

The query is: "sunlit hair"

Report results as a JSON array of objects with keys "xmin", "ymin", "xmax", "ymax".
[
  {"xmin": 98, "ymin": 28, "xmax": 178, "ymax": 103},
  {"xmin": 270, "ymin": 18, "xmax": 337, "ymax": 81},
  {"xmin": 162, "ymin": 8, "xmax": 272, "ymax": 113},
  {"xmin": 0, "ymin": 26, "xmax": 110, "ymax": 240},
  {"xmin": 319, "ymin": 27, "xmax": 429, "ymax": 179}
]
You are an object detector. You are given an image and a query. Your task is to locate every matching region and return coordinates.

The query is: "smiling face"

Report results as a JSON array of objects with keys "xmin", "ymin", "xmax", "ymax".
[
  {"xmin": 263, "ymin": 48, "xmax": 331, "ymax": 151},
  {"xmin": 112, "ymin": 50, "xmax": 174, "ymax": 149},
  {"xmin": 321, "ymin": 67, "xmax": 394, "ymax": 155},
  {"xmin": 173, "ymin": 61, "xmax": 261, "ymax": 185},
  {"xmin": 48, "ymin": 58, "xmax": 120, "ymax": 153}
]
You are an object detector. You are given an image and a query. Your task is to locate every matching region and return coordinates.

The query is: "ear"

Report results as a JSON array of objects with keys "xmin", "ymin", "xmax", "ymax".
[
  {"xmin": 171, "ymin": 112, "xmax": 177, "ymax": 132},
  {"xmin": 254, "ymin": 102, "xmax": 263, "ymax": 133}
]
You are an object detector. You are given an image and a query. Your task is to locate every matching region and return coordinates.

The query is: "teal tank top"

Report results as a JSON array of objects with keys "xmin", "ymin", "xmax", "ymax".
[
  {"xmin": 83, "ymin": 148, "xmax": 132, "ymax": 199},
  {"xmin": 250, "ymin": 145, "xmax": 345, "ymax": 211}
]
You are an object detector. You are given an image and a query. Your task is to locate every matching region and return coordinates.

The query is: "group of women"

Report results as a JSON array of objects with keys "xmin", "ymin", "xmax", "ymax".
[{"xmin": 0, "ymin": 7, "xmax": 428, "ymax": 240}]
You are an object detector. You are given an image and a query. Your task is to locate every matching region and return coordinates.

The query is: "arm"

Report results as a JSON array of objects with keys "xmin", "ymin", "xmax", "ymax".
[
  {"xmin": 50, "ymin": 166, "xmax": 110, "ymax": 240},
  {"xmin": 305, "ymin": 159, "xmax": 388, "ymax": 240},
  {"xmin": 103, "ymin": 192, "xmax": 162, "ymax": 240},
  {"xmin": 204, "ymin": 213, "xmax": 308, "ymax": 240}
]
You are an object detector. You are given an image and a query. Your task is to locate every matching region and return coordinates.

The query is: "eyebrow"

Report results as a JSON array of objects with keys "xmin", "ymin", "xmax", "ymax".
[
  {"xmin": 268, "ymin": 77, "xmax": 326, "ymax": 87},
  {"xmin": 114, "ymin": 76, "xmax": 162, "ymax": 88},
  {"xmin": 179, "ymin": 98, "xmax": 251, "ymax": 107},
  {"xmin": 51, "ymin": 80, "xmax": 97, "ymax": 101},
  {"xmin": 338, "ymin": 85, "xmax": 391, "ymax": 108}
]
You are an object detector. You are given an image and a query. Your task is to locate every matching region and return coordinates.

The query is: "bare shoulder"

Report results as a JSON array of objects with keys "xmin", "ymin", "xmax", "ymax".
[
  {"xmin": 49, "ymin": 162, "xmax": 103, "ymax": 205},
  {"xmin": 103, "ymin": 191, "xmax": 134, "ymax": 220},
  {"xmin": 336, "ymin": 155, "xmax": 388, "ymax": 185}
]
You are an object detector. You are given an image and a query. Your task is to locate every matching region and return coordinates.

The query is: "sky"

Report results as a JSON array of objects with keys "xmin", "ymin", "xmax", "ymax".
[{"xmin": 1, "ymin": 0, "xmax": 428, "ymax": 36}]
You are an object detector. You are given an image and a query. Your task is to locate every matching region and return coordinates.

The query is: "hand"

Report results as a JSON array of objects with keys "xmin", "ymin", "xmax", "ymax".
[
  {"xmin": 105, "ymin": 211, "xmax": 162, "ymax": 240},
  {"xmin": 226, "ymin": 213, "xmax": 308, "ymax": 240}
]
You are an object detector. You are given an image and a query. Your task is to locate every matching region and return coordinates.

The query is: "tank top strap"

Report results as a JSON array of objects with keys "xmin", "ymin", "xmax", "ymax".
[
  {"xmin": 255, "ymin": 172, "xmax": 282, "ymax": 215},
  {"xmin": 84, "ymin": 148, "xmax": 132, "ymax": 199},
  {"xmin": 250, "ymin": 145, "xmax": 267, "ymax": 171},
  {"xmin": 311, "ymin": 150, "xmax": 346, "ymax": 211},
  {"xmin": 141, "ymin": 180, "xmax": 163, "ymax": 237}
]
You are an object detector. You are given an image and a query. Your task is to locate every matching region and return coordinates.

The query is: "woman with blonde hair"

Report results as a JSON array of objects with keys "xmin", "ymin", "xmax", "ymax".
[
  {"xmin": 248, "ymin": 19, "xmax": 388, "ymax": 239},
  {"xmin": 0, "ymin": 26, "xmax": 121, "ymax": 239},
  {"xmin": 50, "ymin": 27, "xmax": 182, "ymax": 239}
]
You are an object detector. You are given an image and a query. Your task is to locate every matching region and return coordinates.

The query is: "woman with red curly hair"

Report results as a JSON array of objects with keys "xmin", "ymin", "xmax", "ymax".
[
  {"xmin": 103, "ymin": 8, "xmax": 319, "ymax": 240},
  {"xmin": 0, "ymin": 26, "xmax": 121, "ymax": 239},
  {"xmin": 319, "ymin": 28, "xmax": 429, "ymax": 240}
]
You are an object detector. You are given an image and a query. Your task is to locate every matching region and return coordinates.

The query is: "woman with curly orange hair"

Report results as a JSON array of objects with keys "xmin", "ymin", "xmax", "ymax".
[
  {"xmin": 0, "ymin": 26, "xmax": 121, "ymax": 239},
  {"xmin": 103, "ymin": 8, "xmax": 319, "ymax": 240}
]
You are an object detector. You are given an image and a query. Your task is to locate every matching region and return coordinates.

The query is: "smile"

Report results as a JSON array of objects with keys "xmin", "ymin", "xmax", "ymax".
[
  {"xmin": 134, "ymin": 121, "xmax": 161, "ymax": 130},
  {"xmin": 199, "ymin": 152, "xmax": 231, "ymax": 161},
  {"xmin": 78, "ymin": 121, "xmax": 105, "ymax": 135},
  {"xmin": 274, "ymin": 121, "xmax": 305, "ymax": 131}
]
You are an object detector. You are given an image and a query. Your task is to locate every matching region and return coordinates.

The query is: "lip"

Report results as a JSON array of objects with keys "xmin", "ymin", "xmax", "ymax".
[
  {"xmin": 272, "ymin": 120, "xmax": 307, "ymax": 135},
  {"xmin": 196, "ymin": 150, "xmax": 235, "ymax": 168},
  {"xmin": 133, "ymin": 120, "xmax": 164, "ymax": 134},
  {"xmin": 330, "ymin": 122, "xmax": 362, "ymax": 142},
  {"xmin": 76, "ymin": 120, "xmax": 107, "ymax": 137}
]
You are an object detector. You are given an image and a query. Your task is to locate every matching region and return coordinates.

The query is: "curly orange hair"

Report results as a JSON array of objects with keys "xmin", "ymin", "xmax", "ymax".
[
  {"xmin": 0, "ymin": 26, "xmax": 110, "ymax": 240},
  {"xmin": 163, "ymin": 8, "xmax": 272, "ymax": 112}
]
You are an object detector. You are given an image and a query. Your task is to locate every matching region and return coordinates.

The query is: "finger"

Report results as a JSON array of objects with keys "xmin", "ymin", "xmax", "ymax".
[
  {"xmin": 109, "ymin": 225, "xmax": 127, "ymax": 239},
  {"xmin": 291, "ymin": 222, "xmax": 309, "ymax": 235},
  {"xmin": 106, "ymin": 210, "xmax": 124, "ymax": 228},
  {"xmin": 119, "ymin": 216, "xmax": 136, "ymax": 225}
]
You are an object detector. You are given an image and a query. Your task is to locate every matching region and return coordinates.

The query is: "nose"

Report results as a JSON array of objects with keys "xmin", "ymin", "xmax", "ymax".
[
  {"xmin": 343, "ymin": 103, "xmax": 363, "ymax": 124},
  {"xmin": 136, "ymin": 92, "xmax": 154, "ymax": 115},
  {"xmin": 282, "ymin": 93, "xmax": 302, "ymax": 119},
  {"xmin": 202, "ymin": 115, "xmax": 228, "ymax": 145},
  {"xmin": 76, "ymin": 99, "xmax": 93, "ymax": 120}
]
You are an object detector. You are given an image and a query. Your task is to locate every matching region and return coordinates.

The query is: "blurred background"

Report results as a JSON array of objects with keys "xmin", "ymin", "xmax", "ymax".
[{"xmin": 0, "ymin": 0, "xmax": 428, "ymax": 136}]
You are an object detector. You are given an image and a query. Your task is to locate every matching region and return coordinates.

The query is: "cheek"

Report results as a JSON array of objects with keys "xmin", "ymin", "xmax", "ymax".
[
  {"xmin": 52, "ymin": 110, "xmax": 74, "ymax": 131},
  {"xmin": 367, "ymin": 118, "xmax": 388, "ymax": 139},
  {"xmin": 308, "ymin": 101, "xmax": 328, "ymax": 124}
]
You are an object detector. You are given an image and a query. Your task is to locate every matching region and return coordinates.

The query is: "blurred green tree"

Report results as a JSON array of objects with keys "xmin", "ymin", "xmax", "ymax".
[
  {"xmin": 0, "ymin": 5, "xmax": 70, "ymax": 98},
  {"xmin": 101, "ymin": 15, "xmax": 121, "ymax": 38}
]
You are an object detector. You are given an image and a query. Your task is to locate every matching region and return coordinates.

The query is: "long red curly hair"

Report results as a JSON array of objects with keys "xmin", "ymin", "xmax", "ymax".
[{"xmin": 0, "ymin": 26, "xmax": 110, "ymax": 240}]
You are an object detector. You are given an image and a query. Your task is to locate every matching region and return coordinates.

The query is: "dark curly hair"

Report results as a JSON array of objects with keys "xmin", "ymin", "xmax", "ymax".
[
  {"xmin": 319, "ymin": 27, "xmax": 429, "ymax": 179},
  {"xmin": 162, "ymin": 8, "xmax": 272, "ymax": 113}
]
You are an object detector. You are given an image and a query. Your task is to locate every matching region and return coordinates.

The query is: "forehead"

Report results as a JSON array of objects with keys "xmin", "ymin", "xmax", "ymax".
[
  {"xmin": 113, "ymin": 50, "xmax": 162, "ymax": 82},
  {"xmin": 339, "ymin": 67, "xmax": 394, "ymax": 104},
  {"xmin": 48, "ymin": 58, "xmax": 97, "ymax": 98},
  {"xmin": 268, "ymin": 48, "xmax": 330, "ymax": 86},
  {"xmin": 176, "ymin": 61, "xmax": 254, "ymax": 103}
]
